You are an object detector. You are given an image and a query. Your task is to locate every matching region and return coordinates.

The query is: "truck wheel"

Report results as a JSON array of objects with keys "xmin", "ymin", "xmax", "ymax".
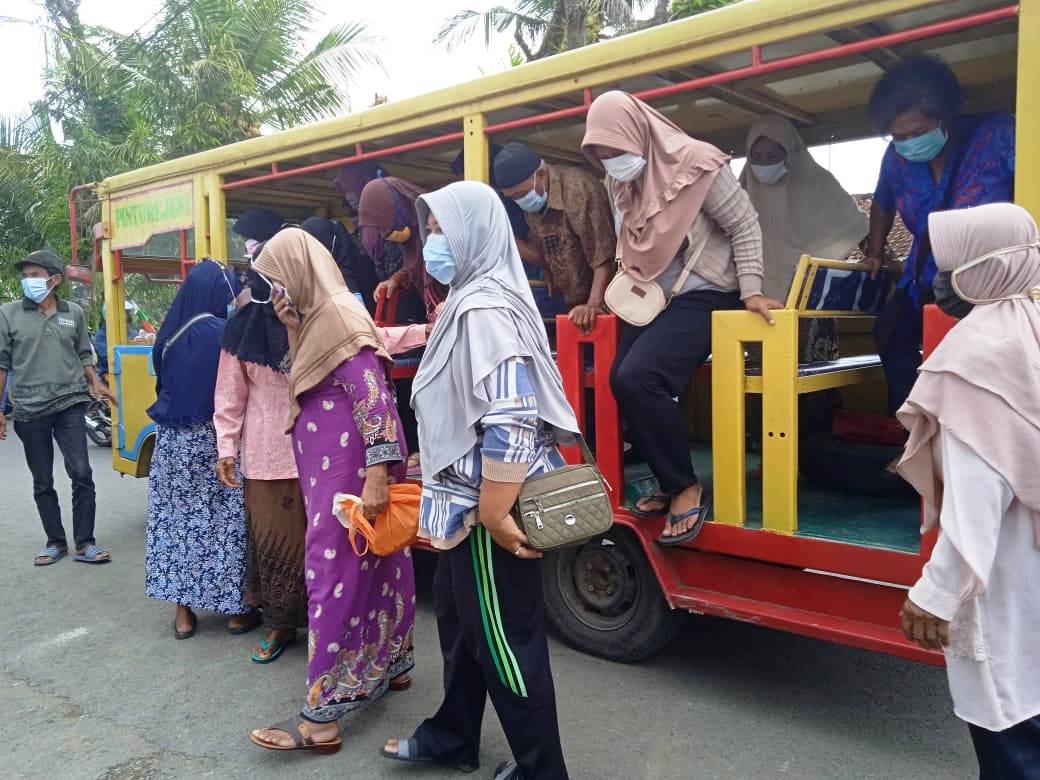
[{"xmin": 542, "ymin": 528, "xmax": 683, "ymax": 662}]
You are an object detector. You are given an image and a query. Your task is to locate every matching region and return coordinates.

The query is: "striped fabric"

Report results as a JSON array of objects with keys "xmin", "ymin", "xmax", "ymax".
[
  {"xmin": 470, "ymin": 524, "xmax": 528, "ymax": 697},
  {"xmin": 420, "ymin": 357, "xmax": 564, "ymax": 548}
]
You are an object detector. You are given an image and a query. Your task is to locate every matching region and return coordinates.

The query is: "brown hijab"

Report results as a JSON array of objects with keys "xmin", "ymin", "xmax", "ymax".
[
  {"xmin": 252, "ymin": 228, "xmax": 392, "ymax": 429},
  {"xmin": 357, "ymin": 176, "xmax": 447, "ymax": 314},
  {"xmin": 581, "ymin": 91, "xmax": 730, "ymax": 282}
]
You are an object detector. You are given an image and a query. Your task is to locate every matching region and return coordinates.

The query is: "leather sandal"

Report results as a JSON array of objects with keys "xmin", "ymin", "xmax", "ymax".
[{"xmin": 249, "ymin": 715, "xmax": 341, "ymax": 754}]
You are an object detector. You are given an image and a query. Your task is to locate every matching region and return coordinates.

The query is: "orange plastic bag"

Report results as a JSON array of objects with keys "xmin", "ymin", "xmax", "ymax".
[{"xmin": 334, "ymin": 482, "xmax": 421, "ymax": 557}]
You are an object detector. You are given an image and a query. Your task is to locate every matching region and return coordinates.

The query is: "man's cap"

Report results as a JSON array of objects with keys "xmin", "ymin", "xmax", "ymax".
[
  {"xmin": 492, "ymin": 141, "xmax": 542, "ymax": 189},
  {"xmin": 15, "ymin": 249, "xmax": 65, "ymax": 278}
]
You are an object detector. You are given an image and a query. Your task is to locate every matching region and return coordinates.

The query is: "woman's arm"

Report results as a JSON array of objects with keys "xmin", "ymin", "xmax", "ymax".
[
  {"xmin": 903, "ymin": 430, "xmax": 1013, "ymax": 649},
  {"xmin": 864, "ymin": 200, "xmax": 896, "ymax": 280},
  {"xmin": 335, "ymin": 348, "xmax": 405, "ymax": 521},
  {"xmin": 213, "ymin": 351, "xmax": 248, "ymax": 488},
  {"xmin": 477, "ymin": 357, "xmax": 543, "ymax": 559}
]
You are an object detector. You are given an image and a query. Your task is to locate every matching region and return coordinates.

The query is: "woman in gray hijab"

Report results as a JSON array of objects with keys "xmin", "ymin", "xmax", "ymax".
[{"xmin": 381, "ymin": 181, "xmax": 578, "ymax": 780}]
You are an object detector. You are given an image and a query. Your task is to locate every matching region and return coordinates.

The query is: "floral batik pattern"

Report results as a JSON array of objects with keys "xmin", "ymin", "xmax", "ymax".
[{"xmin": 292, "ymin": 347, "xmax": 415, "ymax": 722}]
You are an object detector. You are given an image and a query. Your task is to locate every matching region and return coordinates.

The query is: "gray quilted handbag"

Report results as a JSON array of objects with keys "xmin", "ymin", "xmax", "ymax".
[{"xmin": 513, "ymin": 437, "xmax": 613, "ymax": 551}]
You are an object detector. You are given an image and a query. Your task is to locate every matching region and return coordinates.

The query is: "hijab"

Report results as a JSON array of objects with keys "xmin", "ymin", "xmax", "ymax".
[
  {"xmin": 301, "ymin": 216, "xmax": 360, "ymax": 292},
  {"xmin": 233, "ymin": 207, "xmax": 287, "ymax": 242},
  {"xmin": 148, "ymin": 259, "xmax": 239, "ymax": 427},
  {"xmin": 358, "ymin": 176, "xmax": 448, "ymax": 314},
  {"xmin": 742, "ymin": 116, "xmax": 869, "ymax": 300},
  {"xmin": 581, "ymin": 91, "xmax": 730, "ymax": 282},
  {"xmin": 252, "ymin": 228, "xmax": 392, "ymax": 430},
  {"xmin": 332, "ymin": 159, "xmax": 385, "ymax": 206},
  {"xmin": 220, "ymin": 269, "xmax": 290, "ymax": 373},
  {"xmin": 412, "ymin": 180, "xmax": 580, "ymax": 479},
  {"xmin": 897, "ymin": 203, "xmax": 1040, "ymax": 548}
]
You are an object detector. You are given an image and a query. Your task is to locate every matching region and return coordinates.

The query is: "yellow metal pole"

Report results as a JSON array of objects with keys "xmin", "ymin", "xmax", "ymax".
[
  {"xmin": 761, "ymin": 309, "xmax": 799, "ymax": 534},
  {"xmin": 1017, "ymin": 0, "xmax": 1039, "ymax": 217},
  {"xmin": 710, "ymin": 311, "xmax": 748, "ymax": 527},
  {"xmin": 193, "ymin": 175, "xmax": 209, "ymax": 259},
  {"xmin": 205, "ymin": 173, "xmax": 229, "ymax": 262},
  {"xmin": 463, "ymin": 114, "xmax": 489, "ymax": 183},
  {"xmin": 100, "ymin": 234, "xmax": 125, "ymax": 466}
]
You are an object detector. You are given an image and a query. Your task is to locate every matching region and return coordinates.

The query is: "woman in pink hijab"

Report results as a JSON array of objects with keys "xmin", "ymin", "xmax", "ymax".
[
  {"xmin": 581, "ymin": 91, "xmax": 781, "ymax": 545},
  {"xmin": 897, "ymin": 202, "xmax": 1040, "ymax": 779}
]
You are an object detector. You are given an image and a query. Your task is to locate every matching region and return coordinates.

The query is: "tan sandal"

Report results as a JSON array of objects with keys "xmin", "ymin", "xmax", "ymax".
[
  {"xmin": 389, "ymin": 673, "xmax": 412, "ymax": 692},
  {"xmin": 249, "ymin": 715, "xmax": 341, "ymax": 754}
]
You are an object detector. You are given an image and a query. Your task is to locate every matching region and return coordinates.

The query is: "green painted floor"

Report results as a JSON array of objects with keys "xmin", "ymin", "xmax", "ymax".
[{"xmin": 623, "ymin": 445, "xmax": 921, "ymax": 553}]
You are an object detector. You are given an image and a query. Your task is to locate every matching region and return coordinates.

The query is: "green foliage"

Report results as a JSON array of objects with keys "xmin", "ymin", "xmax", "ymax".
[
  {"xmin": 669, "ymin": 0, "xmax": 740, "ymax": 20},
  {"xmin": 0, "ymin": 0, "xmax": 379, "ymax": 305}
]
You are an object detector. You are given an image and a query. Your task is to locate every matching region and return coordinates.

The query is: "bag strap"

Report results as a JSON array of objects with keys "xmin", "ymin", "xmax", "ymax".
[
  {"xmin": 345, "ymin": 501, "xmax": 372, "ymax": 557},
  {"xmin": 669, "ymin": 221, "xmax": 713, "ymax": 297},
  {"xmin": 162, "ymin": 313, "xmax": 215, "ymax": 360}
]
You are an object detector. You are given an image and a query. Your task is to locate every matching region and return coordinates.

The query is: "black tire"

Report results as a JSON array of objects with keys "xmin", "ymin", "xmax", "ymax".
[
  {"xmin": 542, "ymin": 527, "xmax": 684, "ymax": 663},
  {"xmin": 85, "ymin": 403, "xmax": 112, "ymax": 448}
]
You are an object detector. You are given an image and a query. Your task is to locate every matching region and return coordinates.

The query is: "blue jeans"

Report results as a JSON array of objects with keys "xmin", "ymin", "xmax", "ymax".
[{"xmin": 13, "ymin": 403, "xmax": 96, "ymax": 549}]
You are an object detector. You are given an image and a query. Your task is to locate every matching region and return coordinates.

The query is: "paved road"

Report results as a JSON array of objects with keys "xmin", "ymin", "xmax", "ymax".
[{"xmin": 0, "ymin": 440, "xmax": 977, "ymax": 779}]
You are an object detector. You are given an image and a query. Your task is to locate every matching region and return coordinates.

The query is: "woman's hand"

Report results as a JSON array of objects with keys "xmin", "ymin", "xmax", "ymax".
[
  {"xmin": 900, "ymin": 598, "xmax": 949, "ymax": 651},
  {"xmin": 272, "ymin": 289, "xmax": 300, "ymax": 333},
  {"xmin": 481, "ymin": 512, "xmax": 542, "ymax": 560},
  {"xmin": 215, "ymin": 457, "xmax": 242, "ymax": 489},
  {"xmin": 863, "ymin": 254, "xmax": 884, "ymax": 281},
  {"xmin": 360, "ymin": 463, "xmax": 389, "ymax": 522},
  {"xmin": 744, "ymin": 294, "xmax": 785, "ymax": 325},
  {"xmin": 375, "ymin": 275, "xmax": 401, "ymax": 302}
]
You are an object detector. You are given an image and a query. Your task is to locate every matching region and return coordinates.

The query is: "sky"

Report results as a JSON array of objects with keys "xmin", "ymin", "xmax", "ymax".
[{"xmin": 0, "ymin": 0, "xmax": 887, "ymax": 193}]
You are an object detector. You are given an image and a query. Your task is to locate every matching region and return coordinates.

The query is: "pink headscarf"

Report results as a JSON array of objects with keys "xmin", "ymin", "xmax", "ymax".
[
  {"xmin": 897, "ymin": 203, "xmax": 1040, "ymax": 547},
  {"xmin": 581, "ymin": 91, "xmax": 730, "ymax": 282}
]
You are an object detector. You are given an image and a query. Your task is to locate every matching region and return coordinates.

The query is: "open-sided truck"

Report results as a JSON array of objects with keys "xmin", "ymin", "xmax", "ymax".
[{"xmin": 77, "ymin": 0, "xmax": 1037, "ymax": 664}]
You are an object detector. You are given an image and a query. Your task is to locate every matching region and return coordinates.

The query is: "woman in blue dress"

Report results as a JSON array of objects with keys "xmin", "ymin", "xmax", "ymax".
[
  {"xmin": 145, "ymin": 259, "xmax": 256, "ymax": 639},
  {"xmin": 863, "ymin": 54, "xmax": 1015, "ymax": 416}
]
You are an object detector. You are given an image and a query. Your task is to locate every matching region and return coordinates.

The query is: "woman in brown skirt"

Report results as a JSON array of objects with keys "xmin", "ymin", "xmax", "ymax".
[{"xmin": 213, "ymin": 265, "xmax": 308, "ymax": 662}]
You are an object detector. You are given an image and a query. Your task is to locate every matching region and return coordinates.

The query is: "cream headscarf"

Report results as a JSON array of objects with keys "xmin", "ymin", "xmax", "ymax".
[
  {"xmin": 742, "ymin": 115, "xmax": 868, "ymax": 301},
  {"xmin": 252, "ymin": 228, "xmax": 392, "ymax": 430},
  {"xmin": 897, "ymin": 203, "xmax": 1040, "ymax": 548},
  {"xmin": 581, "ymin": 91, "xmax": 730, "ymax": 282}
]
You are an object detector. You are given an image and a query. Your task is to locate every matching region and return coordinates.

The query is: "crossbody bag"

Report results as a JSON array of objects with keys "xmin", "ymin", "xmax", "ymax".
[{"xmin": 604, "ymin": 226, "xmax": 712, "ymax": 327}]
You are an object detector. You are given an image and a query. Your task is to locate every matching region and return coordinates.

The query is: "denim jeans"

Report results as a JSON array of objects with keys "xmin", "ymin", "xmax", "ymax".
[{"xmin": 13, "ymin": 403, "xmax": 96, "ymax": 549}]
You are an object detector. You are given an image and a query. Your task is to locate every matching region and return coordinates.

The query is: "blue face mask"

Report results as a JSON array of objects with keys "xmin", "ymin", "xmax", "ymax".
[
  {"xmin": 423, "ymin": 233, "xmax": 457, "ymax": 285},
  {"xmin": 893, "ymin": 125, "xmax": 948, "ymax": 163},
  {"xmin": 21, "ymin": 277, "xmax": 53, "ymax": 304},
  {"xmin": 514, "ymin": 187, "xmax": 548, "ymax": 213}
]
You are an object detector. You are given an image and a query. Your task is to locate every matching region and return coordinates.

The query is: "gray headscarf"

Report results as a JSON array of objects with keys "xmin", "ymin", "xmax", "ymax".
[{"xmin": 412, "ymin": 180, "xmax": 580, "ymax": 479}]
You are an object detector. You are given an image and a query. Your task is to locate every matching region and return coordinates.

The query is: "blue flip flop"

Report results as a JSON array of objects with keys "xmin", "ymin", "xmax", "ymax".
[
  {"xmin": 658, "ymin": 493, "xmax": 713, "ymax": 547},
  {"xmin": 34, "ymin": 546, "xmax": 68, "ymax": 566},
  {"xmin": 251, "ymin": 636, "xmax": 295, "ymax": 664},
  {"xmin": 74, "ymin": 544, "xmax": 112, "ymax": 564}
]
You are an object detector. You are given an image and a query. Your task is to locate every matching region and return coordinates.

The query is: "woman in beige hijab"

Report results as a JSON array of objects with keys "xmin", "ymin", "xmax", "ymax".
[
  {"xmin": 897, "ymin": 203, "xmax": 1040, "ymax": 779},
  {"xmin": 248, "ymin": 229, "xmax": 416, "ymax": 754},
  {"xmin": 743, "ymin": 115, "xmax": 868, "ymax": 364},
  {"xmin": 582, "ymin": 91, "xmax": 780, "ymax": 545}
]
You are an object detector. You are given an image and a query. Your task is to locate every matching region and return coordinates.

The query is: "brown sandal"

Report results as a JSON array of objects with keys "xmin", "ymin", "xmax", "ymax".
[
  {"xmin": 249, "ymin": 715, "xmax": 342, "ymax": 754},
  {"xmin": 389, "ymin": 673, "xmax": 412, "ymax": 692}
]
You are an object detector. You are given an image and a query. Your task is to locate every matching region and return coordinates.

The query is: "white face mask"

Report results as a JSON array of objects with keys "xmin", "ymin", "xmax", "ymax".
[
  {"xmin": 750, "ymin": 161, "xmax": 788, "ymax": 185},
  {"xmin": 602, "ymin": 153, "xmax": 647, "ymax": 183}
]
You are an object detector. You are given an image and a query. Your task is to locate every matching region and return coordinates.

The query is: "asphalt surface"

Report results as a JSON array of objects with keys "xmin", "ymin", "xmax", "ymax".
[{"xmin": 0, "ymin": 439, "xmax": 978, "ymax": 779}]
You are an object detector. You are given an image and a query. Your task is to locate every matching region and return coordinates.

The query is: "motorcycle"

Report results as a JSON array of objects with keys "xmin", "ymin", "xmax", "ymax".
[{"xmin": 85, "ymin": 373, "xmax": 113, "ymax": 448}]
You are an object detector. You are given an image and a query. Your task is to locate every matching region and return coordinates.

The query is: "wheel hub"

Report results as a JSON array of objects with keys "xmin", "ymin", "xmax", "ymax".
[{"xmin": 572, "ymin": 546, "xmax": 628, "ymax": 614}]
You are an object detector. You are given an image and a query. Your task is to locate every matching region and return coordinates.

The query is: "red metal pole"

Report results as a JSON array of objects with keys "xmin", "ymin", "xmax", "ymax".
[
  {"xmin": 484, "ymin": 4, "xmax": 1017, "ymax": 135},
  {"xmin": 222, "ymin": 131, "xmax": 465, "ymax": 191},
  {"xmin": 179, "ymin": 229, "xmax": 189, "ymax": 279}
]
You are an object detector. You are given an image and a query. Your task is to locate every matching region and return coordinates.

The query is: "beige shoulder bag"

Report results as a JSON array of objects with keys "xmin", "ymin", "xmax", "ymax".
[{"xmin": 604, "ymin": 227, "xmax": 712, "ymax": 327}]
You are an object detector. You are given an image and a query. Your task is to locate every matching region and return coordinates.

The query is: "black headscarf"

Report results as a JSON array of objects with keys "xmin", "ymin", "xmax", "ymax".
[
  {"xmin": 300, "ymin": 216, "xmax": 380, "ymax": 314},
  {"xmin": 233, "ymin": 207, "xmax": 287, "ymax": 242},
  {"xmin": 220, "ymin": 255, "xmax": 291, "ymax": 373}
]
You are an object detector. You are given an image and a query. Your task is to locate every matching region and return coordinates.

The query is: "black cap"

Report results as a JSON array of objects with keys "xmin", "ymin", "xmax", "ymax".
[
  {"xmin": 492, "ymin": 142, "xmax": 542, "ymax": 189},
  {"xmin": 15, "ymin": 249, "xmax": 65, "ymax": 278}
]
